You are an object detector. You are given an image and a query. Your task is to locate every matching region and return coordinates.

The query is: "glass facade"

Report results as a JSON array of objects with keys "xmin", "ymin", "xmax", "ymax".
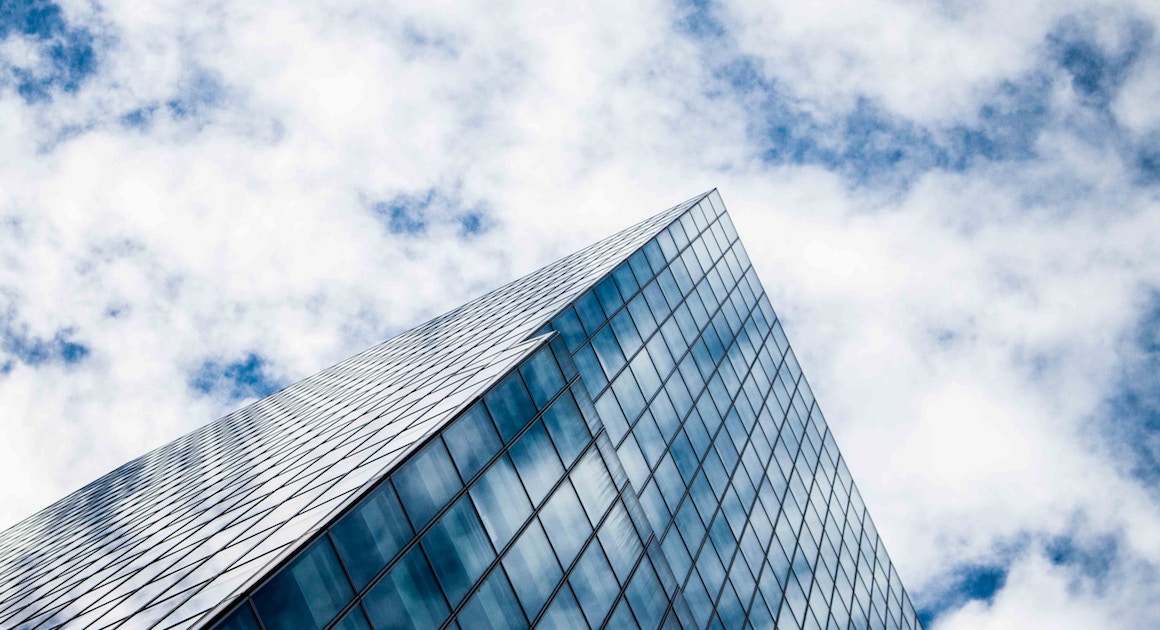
[{"xmin": 0, "ymin": 191, "xmax": 922, "ymax": 630}]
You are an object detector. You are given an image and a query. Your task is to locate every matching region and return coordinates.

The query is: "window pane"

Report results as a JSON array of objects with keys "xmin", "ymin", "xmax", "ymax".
[
  {"xmin": 590, "ymin": 326, "xmax": 625, "ymax": 378},
  {"xmin": 537, "ymin": 480, "xmax": 591, "ymax": 568},
  {"xmin": 520, "ymin": 348, "xmax": 566, "ymax": 409},
  {"xmin": 443, "ymin": 403, "xmax": 502, "ymax": 482},
  {"xmin": 574, "ymin": 291, "xmax": 606, "ymax": 336},
  {"xmin": 595, "ymin": 276, "xmax": 624, "ymax": 315},
  {"xmin": 456, "ymin": 569, "xmax": 528, "ymax": 630},
  {"xmin": 252, "ymin": 537, "xmax": 353, "ymax": 630},
  {"xmin": 215, "ymin": 605, "xmax": 260, "ymax": 630},
  {"xmin": 470, "ymin": 455, "xmax": 532, "ymax": 549},
  {"xmin": 422, "ymin": 495, "xmax": 495, "ymax": 606},
  {"xmin": 552, "ymin": 307, "xmax": 587, "ymax": 352},
  {"xmin": 598, "ymin": 502, "xmax": 643, "ymax": 585},
  {"xmin": 508, "ymin": 420, "xmax": 565, "ymax": 507},
  {"xmin": 393, "ymin": 439, "xmax": 462, "ymax": 530},
  {"xmin": 362, "ymin": 546, "xmax": 449, "ymax": 630},
  {"xmin": 569, "ymin": 541, "xmax": 620, "ymax": 627},
  {"xmin": 541, "ymin": 390, "xmax": 591, "ymax": 467},
  {"xmin": 571, "ymin": 449, "xmax": 617, "ymax": 523},
  {"xmin": 331, "ymin": 482, "xmax": 414, "ymax": 590},
  {"xmin": 540, "ymin": 585, "xmax": 588, "ymax": 629},
  {"xmin": 332, "ymin": 606, "xmax": 371, "ymax": 630},
  {"xmin": 502, "ymin": 519, "xmax": 564, "ymax": 618},
  {"xmin": 607, "ymin": 598, "xmax": 641, "ymax": 630},
  {"xmin": 484, "ymin": 373, "xmax": 538, "ymax": 442},
  {"xmin": 626, "ymin": 562, "xmax": 667, "ymax": 629}
]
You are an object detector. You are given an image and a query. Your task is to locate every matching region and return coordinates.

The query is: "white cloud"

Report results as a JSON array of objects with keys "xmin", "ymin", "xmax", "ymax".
[{"xmin": 1, "ymin": 0, "xmax": 1160, "ymax": 626}]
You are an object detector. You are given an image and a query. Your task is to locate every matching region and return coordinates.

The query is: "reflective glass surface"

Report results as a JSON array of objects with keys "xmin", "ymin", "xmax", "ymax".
[{"xmin": 0, "ymin": 192, "xmax": 922, "ymax": 630}]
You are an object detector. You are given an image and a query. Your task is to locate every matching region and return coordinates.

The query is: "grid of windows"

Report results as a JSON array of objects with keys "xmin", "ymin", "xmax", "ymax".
[
  {"xmin": 547, "ymin": 196, "xmax": 922, "ymax": 630},
  {"xmin": 212, "ymin": 338, "xmax": 681, "ymax": 630},
  {"xmin": 0, "ymin": 195, "xmax": 705, "ymax": 630},
  {"xmin": 0, "ymin": 190, "xmax": 923, "ymax": 630}
]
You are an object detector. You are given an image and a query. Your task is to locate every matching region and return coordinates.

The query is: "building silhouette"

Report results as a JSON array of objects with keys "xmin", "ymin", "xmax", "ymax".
[{"xmin": 0, "ymin": 191, "xmax": 923, "ymax": 630}]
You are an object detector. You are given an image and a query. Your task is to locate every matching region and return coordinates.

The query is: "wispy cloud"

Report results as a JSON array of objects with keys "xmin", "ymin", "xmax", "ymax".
[{"xmin": 1, "ymin": 0, "xmax": 1159, "ymax": 627}]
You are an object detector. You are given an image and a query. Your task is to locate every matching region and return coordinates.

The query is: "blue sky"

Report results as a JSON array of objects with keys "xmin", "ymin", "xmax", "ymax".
[{"xmin": 2, "ymin": 0, "xmax": 1160, "ymax": 627}]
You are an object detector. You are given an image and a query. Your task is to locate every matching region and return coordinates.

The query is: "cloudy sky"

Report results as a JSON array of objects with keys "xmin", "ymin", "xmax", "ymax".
[{"xmin": 2, "ymin": 0, "xmax": 1160, "ymax": 627}]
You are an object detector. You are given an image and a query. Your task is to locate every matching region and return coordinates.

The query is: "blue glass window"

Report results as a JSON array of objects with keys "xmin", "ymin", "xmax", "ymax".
[
  {"xmin": 598, "ymin": 502, "xmax": 643, "ymax": 585},
  {"xmin": 571, "ymin": 449, "xmax": 617, "ymax": 523},
  {"xmin": 541, "ymin": 390, "xmax": 591, "ymax": 466},
  {"xmin": 613, "ymin": 262, "xmax": 640, "ymax": 297},
  {"xmin": 216, "ymin": 605, "xmax": 260, "ymax": 630},
  {"xmin": 595, "ymin": 276, "xmax": 624, "ymax": 315},
  {"xmin": 331, "ymin": 482, "xmax": 414, "ymax": 589},
  {"xmin": 569, "ymin": 541, "xmax": 620, "ymax": 626},
  {"xmin": 626, "ymin": 562, "xmax": 667, "ymax": 629},
  {"xmin": 537, "ymin": 480, "xmax": 591, "ymax": 567},
  {"xmin": 470, "ymin": 455, "xmax": 532, "ymax": 549},
  {"xmin": 552, "ymin": 307, "xmax": 587, "ymax": 352},
  {"xmin": 422, "ymin": 495, "xmax": 495, "ymax": 606},
  {"xmin": 443, "ymin": 403, "xmax": 502, "ymax": 482},
  {"xmin": 362, "ymin": 546, "xmax": 449, "ymax": 630},
  {"xmin": 611, "ymin": 311, "xmax": 643, "ymax": 358},
  {"xmin": 393, "ymin": 439, "xmax": 462, "ymax": 530},
  {"xmin": 456, "ymin": 569, "xmax": 528, "ymax": 630},
  {"xmin": 252, "ymin": 537, "xmax": 353, "ymax": 630},
  {"xmin": 574, "ymin": 291, "xmax": 606, "ymax": 336},
  {"xmin": 572, "ymin": 344, "xmax": 606, "ymax": 397},
  {"xmin": 590, "ymin": 326, "xmax": 625, "ymax": 378},
  {"xmin": 540, "ymin": 585, "xmax": 587, "ymax": 628},
  {"xmin": 502, "ymin": 519, "xmax": 564, "ymax": 618},
  {"xmin": 508, "ymin": 420, "xmax": 565, "ymax": 507},
  {"xmin": 520, "ymin": 348, "xmax": 566, "ymax": 409},
  {"xmin": 484, "ymin": 373, "xmax": 537, "ymax": 442},
  {"xmin": 332, "ymin": 606, "xmax": 372, "ymax": 630}
]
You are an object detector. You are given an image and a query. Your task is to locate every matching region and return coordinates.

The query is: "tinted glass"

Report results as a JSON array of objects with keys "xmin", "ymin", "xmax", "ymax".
[
  {"xmin": 252, "ymin": 537, "xmax": 352, "ymax": 630},
  {"xmin": 484, "ymin": 373, "xmax": 538, "ymax": 441},
  {"xmin": 393, "ymin": 439, "xmax": 462, "ymax": 530},
  {"xmin": 422, "ymin": 495, "xmax": 495, "ymax": 606},
  {"xmin": 470, "ymin": 455, "xmax": 532, "ymax": 549},
  {"xmin": 502, "ymin": 520, "xmax": 564, "ymax": 618},
  {"xmin": 456, "ymin": 569, "xmax": 528, "ymax": 630},
  {"xmin": 331, "ymin": 483, "xmax": 413, "ymax": 589},
  {"xmin": 443, "ymin": 403, "xmax": 502, "ymax": 482},
  {"xmin": 362, "ymin": 546, "xmax": 449, "ymax": 630}
]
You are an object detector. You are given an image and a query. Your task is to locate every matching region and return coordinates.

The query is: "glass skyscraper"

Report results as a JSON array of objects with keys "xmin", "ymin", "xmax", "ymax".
[{"xmin": 0, "ymin": 191, "xmax": 923, "ymax": 630}]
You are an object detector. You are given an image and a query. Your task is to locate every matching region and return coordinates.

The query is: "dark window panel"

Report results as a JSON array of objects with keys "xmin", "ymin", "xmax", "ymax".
[
  {"xmin": 574, "ymin": 291, "xmax": 607, "ymax": 336},
  {"xmin": 455, "ymin": 568, "xmax": 528, "ymax": 630},
  {"xmin": 612, "ymin": 262, "xmax": 640, "ymax": 298},
  {"xmin": 502, "ymin": 519, "xmax": 564, "ymax": 618},
  {"xmin": 537, "ymin": 481, "xmax": 591, "ymax": 568},
  {"xmin": 483, "ymin": 373, "xmax": 537, "ymax": 442},
  {"xmin": 470, "ymin": 455, "xmax": 532, "ymax": 550},
  {"xmin": 595, "ymin": 276, "xmax": 625, "ymax": 316},
  {"xmin": 362, "ymin": 546, "xmax": 449, "ymax": 630},
  {"xmin": 541, "ymin": 390, "xmax": 591, "ymax": 467},
  {"xmin": 331, "ymin": 482, "xmax": 414, "ymax": 590},
  {"xmin": 569, "ymin": 541, "xmax": 620, "ymax": 627},
  {"xmin": 551, "ymin": 307, "xmax": 587, "ymax": 352},
  {"xmin": 443, "ymin": 403, "xmax": 502, "ymax": 483},
  {"xmin": 252, "ymin": 537, "xmax": 352, "ymax": 630},
  {"xmin": 519, "ymin": 349, "xmax": 566, "ymax": 410},
  {"xmin": 422, "ymin": 495, "xmax": 495, "ymax": 606},
  {"xmin": 214, "ymin": 605, "xmax": 260, "ymax": 630},
  {"xmin": 393, "ymin": 439, "xmax": 462, "ymax": 531},
  {"xmin": 332, "ymin": 605, "xmax": 372, "ymax": 630},
  {"xmin": 508, "ymin": 420, "xmax": 565, "ymax": 507}
]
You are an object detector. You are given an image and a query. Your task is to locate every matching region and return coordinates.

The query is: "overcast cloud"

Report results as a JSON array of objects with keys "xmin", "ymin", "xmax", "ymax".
[{"xmin": 2, "ymin": 0, "xmax": 1160, "ymax": 627}]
